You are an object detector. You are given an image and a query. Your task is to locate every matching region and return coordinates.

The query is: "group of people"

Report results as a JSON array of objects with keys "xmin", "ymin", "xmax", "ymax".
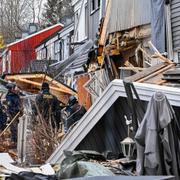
[
  {"xmin": 34, "ymin": 82, "xmax": 86, "ymax": 132},
  {"xmin": 0, "ymin": 81, "xmax": 86, "ymax": 148}
]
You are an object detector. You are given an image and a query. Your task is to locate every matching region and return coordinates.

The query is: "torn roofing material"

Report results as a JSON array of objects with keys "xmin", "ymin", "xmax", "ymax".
[
  {"xmin": 50, "ymin": 39, "xmax": 93, "ymax": 79},
  {"xmin": 63, "ymin": 53, "xmax": 89, "ymax": 74},
  {"xmin": 47, "ymin": 79, "xmax": 180, "ymax": 164}
]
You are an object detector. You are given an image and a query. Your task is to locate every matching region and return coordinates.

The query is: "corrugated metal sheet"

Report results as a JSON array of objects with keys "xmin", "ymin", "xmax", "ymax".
[
  {"xmin": 171, "ymin": 0, "xmax": 180, "ymax": 50},
  {"xmin": 65, "ymin": 53, "xmax": 89, "ymax": 70},
  {"xmin": 108, "ymin": 0, "xmax": 151, "ymax": 33},
  {"xmin": 50, "ymin": 40, "xmax": 93, "ymax": 77}
]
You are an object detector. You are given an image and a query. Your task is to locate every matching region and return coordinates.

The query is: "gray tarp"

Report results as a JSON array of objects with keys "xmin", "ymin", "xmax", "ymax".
[
  {"xmin": 135, "ymin": 92, "xmax": 180, "ymax": 179},
  {"xmin": 151, "ymin": 0, "xmax": 166, "ymax": 53}
]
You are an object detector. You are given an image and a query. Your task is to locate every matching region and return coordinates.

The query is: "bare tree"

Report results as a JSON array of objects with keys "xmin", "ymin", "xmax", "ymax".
[
  {"xmin": 0, "ymin": 0, "xmax": 37, "ymax": 44},
  {"xmin": 41, "ymin": 0, "xmax": 73, "ymax": 26}
]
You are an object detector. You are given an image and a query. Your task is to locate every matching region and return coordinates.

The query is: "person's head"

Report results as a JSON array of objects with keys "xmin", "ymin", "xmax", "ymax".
[
  {"xmin": 41, "ymin": 82, "xmax": 49, "ymax": 91},
  {"xmin": 68, "ymin": 95, "xmax": 77, "ymax": 106},
  {"xmin": 6, "ymin": 83, "xmax": 16, "ymax": 92}
]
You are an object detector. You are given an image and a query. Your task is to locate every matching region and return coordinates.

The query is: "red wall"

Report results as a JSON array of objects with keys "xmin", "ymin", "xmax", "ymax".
[{"xmin": 7, "ymin": 25, "xmax": 63, "ymax": 73}]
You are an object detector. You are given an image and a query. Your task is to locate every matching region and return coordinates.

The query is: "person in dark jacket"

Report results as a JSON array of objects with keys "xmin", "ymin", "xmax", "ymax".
[
  {"xmin": 35, "ymin": 82, "xmax": 62, "ymax": 129},
  {"xmin": 5, "ymin": 83, "xmax": 21, "ymax": 144},
  {"xmin": 0, "ymin": 102, "xmax": 7, "ymax": 131},
  {"xmin": 65, "ymin": 96, "xmax": 86, "ymax": 133}
]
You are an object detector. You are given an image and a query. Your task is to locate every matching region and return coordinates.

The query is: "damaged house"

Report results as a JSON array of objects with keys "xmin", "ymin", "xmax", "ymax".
[
  {"xmin": 97, "ymin": 0, "xmax": 180, "ymax": 81},
  {"xmin": 47, "ymin": 0, "xmax": 180, "ymax": 178},
  {"xmin": 1, "ymin": 0, "xmax": 180, "ymax": 179}
]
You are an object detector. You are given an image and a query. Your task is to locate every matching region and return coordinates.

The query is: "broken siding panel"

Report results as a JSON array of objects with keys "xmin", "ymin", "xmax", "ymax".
[
  {"xmin": 171, "ymin": 0, "xmax": 180, "ymax": 50},
  {"xmin": 108, "ymin": 0, "xmax": 151, "ymax": 33},
  {"xmin": 76, "ymin": 74, "xmax": 92, "ymax": 110}
]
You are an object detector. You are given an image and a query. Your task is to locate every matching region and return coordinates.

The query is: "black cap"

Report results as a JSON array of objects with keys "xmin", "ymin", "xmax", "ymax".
[
  {"xmin": 41, "ymin": 82, "xmax": 49, "ymax": 90},
  {"xmin": 6, "ymin": 83, "xmax": 15, "ymax": 90}
]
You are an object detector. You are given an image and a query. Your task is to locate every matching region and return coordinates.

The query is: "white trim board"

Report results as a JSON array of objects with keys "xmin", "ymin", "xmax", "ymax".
[{"xmin": 47, "ymin": 79, "xmax": 180, "ymax": 164}]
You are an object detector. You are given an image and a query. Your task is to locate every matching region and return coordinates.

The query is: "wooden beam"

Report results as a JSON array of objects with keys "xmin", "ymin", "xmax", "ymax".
[
  {"xmin": 99, "ymin": 0, "xmax": 112, "ymax": 45},
  {"xmin": 125, "ymin": 63, "xmax": 167, "ymax": 82},
  {"xmin": 119, "ymin": 67, "xmax": 145, "ymax": 71},
  {"xmin": 124, "ymin": 61, "xmax": 139, "ymax": 73},
  {"xmin": 156, "ymin": 80, "xmax": 167, "ymax": 85},
  {"xmin": 15, "ymin": 78, "xmax": 76, "ymax": 95},
  {"xmin": 6, "ymin": 74, "xmax": 76, "ymax": 95},
  {"xmin": 43, "ymin": 76, "xmax": 74, "ymax": 93},
  {"xmin": 137, "ymin": 64, "xmax": 175, "ymax": 83},
  {"xmin": 6, "ymin": 74, "xmax": 45, "ymax": 80}
]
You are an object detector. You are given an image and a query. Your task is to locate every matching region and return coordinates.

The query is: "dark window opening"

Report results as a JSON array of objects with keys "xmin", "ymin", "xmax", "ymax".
[
  {"xmin": 91, "ymin": 0, "xmax": 95, "ymax": 11},
  {"xmin": 98, "ymin": 0, "xmax": 100, "ymax": 7}
]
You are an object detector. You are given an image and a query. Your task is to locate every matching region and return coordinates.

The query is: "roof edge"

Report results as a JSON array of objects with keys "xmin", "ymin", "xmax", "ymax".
[{"xmin": 7, "ymin": 23, "xmax": 64, "ymax": 47}]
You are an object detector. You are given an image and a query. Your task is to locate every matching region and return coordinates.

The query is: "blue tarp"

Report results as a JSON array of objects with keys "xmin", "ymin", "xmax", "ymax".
[{"xmin": 151, "ymin": 0, "xmax": 166, "ymax": 53}]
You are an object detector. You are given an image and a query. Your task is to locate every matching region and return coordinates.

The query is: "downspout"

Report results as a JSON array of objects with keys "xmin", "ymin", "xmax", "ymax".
[
  {"xmin": 99, "ymin": 0, "xmax": 103, "ymax": 20},
  {"xmin": 165, "ymin": 1, "xmax": 173, "ymax": 60},
  {"xmin": 73, "ymin": 0, "xmax": 86, "ymax": 43}
]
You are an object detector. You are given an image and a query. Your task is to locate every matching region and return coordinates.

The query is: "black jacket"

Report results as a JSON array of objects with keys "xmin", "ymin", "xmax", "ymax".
[{"xmin": 35, "ymin": 90, "xmax": 62, "ymax": 127}]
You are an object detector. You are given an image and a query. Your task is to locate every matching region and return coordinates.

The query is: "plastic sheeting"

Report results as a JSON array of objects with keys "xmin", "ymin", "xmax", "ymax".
[{"xmin": 151, "ymin": 0, "xmax": 166, "ymax": 53}]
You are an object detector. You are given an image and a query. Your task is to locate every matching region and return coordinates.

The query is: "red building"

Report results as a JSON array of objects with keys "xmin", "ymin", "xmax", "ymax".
[{"xmin": 0, "ymin": 23, "xmax": 63, "ymax": 74}]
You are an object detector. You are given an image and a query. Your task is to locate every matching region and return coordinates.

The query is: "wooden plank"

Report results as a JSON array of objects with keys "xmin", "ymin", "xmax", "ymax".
[
  {"xmin": 125, "ymin": 63, "xmax": 167, "ymax": 82},
  {"xmin": 99, "ymin": 0, "xmax": 112, "ymax": 46},
  {"xmin": 124, "ymin": 61, "xmax": 139, "ymax": 73},
  {"xmin": 6, "ymin": 74, "xmax": 44, "ymax": 80},
  {"xmin": 137, "ymin": 64, "xmax": 175, "ymax": 83},
  {"xmin": 156, "ymin": 80, "xmax": 167, "ymax": 85},
  {"xmin": 44, "ymin": 76, "xmax": 75, "ymax": 93},
  {"xmin": 119, "ymin": 67, "xmax": 145, "ymax": 71},
  {"xmin": 111, "ymin": 59, "xmax": 119, "ymax": 78}
]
